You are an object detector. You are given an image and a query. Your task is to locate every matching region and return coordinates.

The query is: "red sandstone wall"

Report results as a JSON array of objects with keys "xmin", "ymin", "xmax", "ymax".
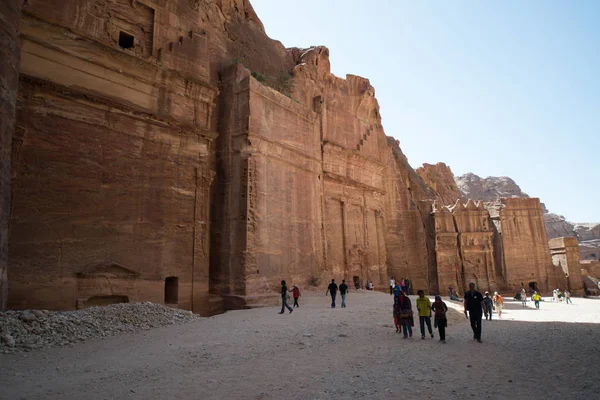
[
  {"xmin": 499, "ymin": 198, "xmax": 555, "ymax": 293},
  {"xmin": 9, "ymin": 4, "xmax": 217, "ymax": 313},
  {"xmin": 416, "ymin": 163, "xmax": 464, "ymax": 206},
  {"xmin": 549, "ymin": 237, "xmax": 584, "ymax": 295},
  {"xmin": 0, "ymin": 0, "xmax": 23, "ymax": 311},
  {"xmin": 433, "ymin": 206, "xmax": 463, "ymax": 295},
  {"xmin": 453, "ymin": 200, "xmax": 497, "ymax": 292},
  {"xmin": 383, "ymin": 145, "xmax": 431, "ymax": 293}
]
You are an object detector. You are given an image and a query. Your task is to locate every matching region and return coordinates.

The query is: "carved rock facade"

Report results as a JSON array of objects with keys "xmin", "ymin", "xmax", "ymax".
[
  {"xmin": 1, "ymin": 0, "xmax": 577, "ymax": 314},
  {"xmin": 433, "ymin": 198, "xmax": 566, "ymax": 295}
]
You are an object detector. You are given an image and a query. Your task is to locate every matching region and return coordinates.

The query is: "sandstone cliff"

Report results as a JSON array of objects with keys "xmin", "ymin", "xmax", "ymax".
[
  {"xmin": 416, "ymin": 163, "xmax": 464, "ymax": 205},
  {"xmin": 455, "ymin": 173, "xmax": 532, "ymax": 201},
  {"xmin": 3, "ymin": 0, "xmax": 582, "ymax": 314},
  {"xmin": 457, "ymin": 172, "xmax": 599, "ymax": 261}
]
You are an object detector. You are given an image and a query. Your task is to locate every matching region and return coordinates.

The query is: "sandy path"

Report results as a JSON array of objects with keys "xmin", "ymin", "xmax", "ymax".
[{"xmin": 1, "ymin": 290, "xmax": 599, "ymax": 399}]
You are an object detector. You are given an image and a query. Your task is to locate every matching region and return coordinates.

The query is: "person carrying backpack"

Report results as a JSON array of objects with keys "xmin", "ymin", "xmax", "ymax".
[
  {"xmin": 432, "ymin": 295, "xmax": 448, "ymax": 343},
  {"xmin": 397, "ymin": 291, "xmax": 414, "ymax": 338},
  {"xmin": 416, "ymin": 290, "xmax": 434, "ymax": 339},
  {"xmin": 279, "ymin": 280, "xmax": 293, "ymax": 314}
]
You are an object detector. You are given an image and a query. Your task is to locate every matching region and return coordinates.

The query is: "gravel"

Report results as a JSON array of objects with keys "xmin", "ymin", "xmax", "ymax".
[{"xmin": 0, "ymin": 302, "xmax": 201, "ymax": 353}]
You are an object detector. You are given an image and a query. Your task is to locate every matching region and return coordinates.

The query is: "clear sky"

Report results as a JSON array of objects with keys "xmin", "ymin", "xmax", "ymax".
[{"xmin": 251, "ymin": 0, "xmax": 599, "ymax": 223}]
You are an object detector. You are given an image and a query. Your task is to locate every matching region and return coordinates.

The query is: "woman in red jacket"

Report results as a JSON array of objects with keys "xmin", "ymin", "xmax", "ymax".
[{"xmin": 291, "ymin": 284, "xmax": 301, "ymax": 307}]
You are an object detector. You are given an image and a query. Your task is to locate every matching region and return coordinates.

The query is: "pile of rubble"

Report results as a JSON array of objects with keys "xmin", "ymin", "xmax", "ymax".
[{"xmin": 0, "ymin": 302, "xmax": 201, "ymax": 353}]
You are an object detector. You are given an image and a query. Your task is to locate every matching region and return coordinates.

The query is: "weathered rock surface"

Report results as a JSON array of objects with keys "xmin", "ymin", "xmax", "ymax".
[
  {"xmin": 0, "ymin": 302, "xmax": 200, "ymax": 353},
  {"xmin": 455, "ymin": 173, "xmax": 530, "ymax": 202},
  {"xmin": 544, "ymin": 213, "xmax": 576, "ymax": 239},
  {"xmin": 416, "ymin": 163, "xmax": 464, "ymax": 206},
  {"xmin": 549, "ymin": 237, "xmax": 584, "ymax": 295},
  {"xmin": 457, "ymin": 172, "xmax": 598, "ymax": 261},
  {"xmin": 3, "ymin": 0, "xmax": 588, "ymax": 315},
  {"xmin": 574, "ymin": 223, "xmax": 600, "ymax": 242},
  {"xmin": 0, "ymin": 0, "xmax": 23, "ymax": 311}
]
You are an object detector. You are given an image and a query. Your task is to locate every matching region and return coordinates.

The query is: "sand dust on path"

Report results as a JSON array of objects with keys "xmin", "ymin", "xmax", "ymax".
[{"xmin": 1, "ymin": 290, "xmax": 599, "ymax": 399}]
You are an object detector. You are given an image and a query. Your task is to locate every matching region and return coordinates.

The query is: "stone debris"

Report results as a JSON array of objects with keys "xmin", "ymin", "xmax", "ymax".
[{"xmin": 0, "ymin": 303, "xmax": 200, "ymax": 353}]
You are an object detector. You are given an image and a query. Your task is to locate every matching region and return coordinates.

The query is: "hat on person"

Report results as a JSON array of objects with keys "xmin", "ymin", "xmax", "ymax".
[
  {"xmin": 485, "ymin": 291, "xmax": 489, "ymax": 295},
  {"xmin": 293, "ymin": 284, "xmax": 297, "ymax": 287},
  {"xmin": 494, "ymin": 291, "xmax": 498, "ymax": 295}
]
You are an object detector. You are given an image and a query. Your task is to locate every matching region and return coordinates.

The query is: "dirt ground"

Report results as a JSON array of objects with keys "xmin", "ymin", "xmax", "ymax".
[{"xmin": 1, "ymin": 290, "xmax": 599, "ymax": 400}]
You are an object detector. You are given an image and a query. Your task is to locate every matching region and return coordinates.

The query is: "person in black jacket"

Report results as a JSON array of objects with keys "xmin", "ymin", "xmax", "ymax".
[
  {"xmin": 279, "ymin": 280, "xmax": 293, "ymax": 314},
  {"xmin": 464, "ymin": 282, "xmax": 484, "ymax": 342},
  {"xmin": 339, "ymin": 280, "xmax": 348, "ymax": 308},
  {"xmin": 326, "ymin": 279, "xmax": 338, "ymax": 308}
]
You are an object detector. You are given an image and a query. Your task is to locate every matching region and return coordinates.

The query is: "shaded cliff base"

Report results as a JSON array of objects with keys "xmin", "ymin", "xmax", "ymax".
[{"xmin": 1, "ymin": 292, "xmax": 599, "ymax": 399}]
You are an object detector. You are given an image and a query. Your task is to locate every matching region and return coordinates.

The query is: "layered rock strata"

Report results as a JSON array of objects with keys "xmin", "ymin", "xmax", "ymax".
[
  {"xmin": 2, "ymin": 0, "xmax": 580, "ymax": 314},
  {"xmin": 416, "ymin": 163, "xmax": 464, "ymax": 205},
  {"xmin": 0, "ymin": 0, "xmax": 23, "ymax": 311},
  {"xmin": 434, "ymin": 198, "xmax": 565, "ymax": 295}
]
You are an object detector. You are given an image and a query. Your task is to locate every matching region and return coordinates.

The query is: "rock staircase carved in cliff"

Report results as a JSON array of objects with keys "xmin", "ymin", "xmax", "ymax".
[{"xmin": 356, "ymin": 127, "xmax": 373, "ymax": 152}]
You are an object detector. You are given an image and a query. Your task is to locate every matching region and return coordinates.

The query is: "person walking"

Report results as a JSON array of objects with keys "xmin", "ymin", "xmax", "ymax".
[
  {"xmin": 416, "ymin": 290, "xmax": 434, "ymax": 339},
  {"xmin": 493, "ymin": 291, "xmax": 504, "ymax": 318},
  {"xmin": 483, "ymin": 292, "xmax": 494, "ymax": 320},
  {"xmin": 532, "ymin": 291, "xmax": 541, "ymax": 309},
  {"xmin": 521, "ymin": 286, "xmax": 528, "ymax": 307},
  {"xmin": 432, "ymin": 295, "xmax": 448, "ymax": 343},
  {"xmin": 340, "ymin": 279, "xmax": 348, "ymax": 308},
  {"xmin": 552, "ymin": 289, "xmax": 558, "ymax": 303},
  {"xmin": 279, "ymin": 280, "xmax": 293, "ymax": 314},
  {"xmin": 398, "ymin": 291, "xmax": 414, "ymax": 338},
  {"xmin": 393, "ymin": 296, "xmax": 401, "ymax": 333},
  {"xmin": 291, "ymin": 284, "xmax": 301, "ymax": 307},
  {"xmin": 399, "ymin": 278, "xmax": 405, "ymax": 295},
  {"xmin": 390, "ymin": 277, "xmax": 395, "ymax": 295},
  {"xmin": 564, "ymin": 289, "xmax": 572, "ymax": 304},
  {"xmin": 405, "ymin": 279, "xmax": 411, "ymax": 295},
  {"xmin": 464, "ymin": 282, "xmax": 484, "ymax": 343},
  {"xmin": 393, "ymin": 281, "xmax": 402, "ymax": 298},
  {"xmin": 326, "ymin": 279, "xmax": 338, "ymax": 308}
]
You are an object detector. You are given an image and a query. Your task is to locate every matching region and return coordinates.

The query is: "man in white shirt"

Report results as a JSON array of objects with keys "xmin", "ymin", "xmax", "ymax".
[{"xmin": 390, "ymin": 277, "xmax": 395, "ymax": 295}]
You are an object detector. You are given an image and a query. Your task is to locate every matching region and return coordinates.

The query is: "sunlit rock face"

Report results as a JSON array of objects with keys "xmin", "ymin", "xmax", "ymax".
[{"xmin": 4, "ymin": 0, "xmax": 578, "ymax": 314}]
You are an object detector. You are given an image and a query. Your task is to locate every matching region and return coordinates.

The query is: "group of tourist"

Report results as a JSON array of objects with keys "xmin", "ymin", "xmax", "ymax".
[
  {"xmin": 552, "ymin": 288, "xmax": 572, "ymax": 304},
  {"xmin": 516, "ymin": 285, "xmax": 572, "ymax": 309},
  {"xmin": 389, "ymin": 277, "xmax": 411, "ymax": 296},
  {"xmin": 391, "ymin": 281, "xmax": 448, "ymax": 342}
]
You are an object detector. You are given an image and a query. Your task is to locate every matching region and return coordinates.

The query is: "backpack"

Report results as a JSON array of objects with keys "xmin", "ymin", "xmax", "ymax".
[{"xmin": 434, "ymin": 303, "xmax": 446, "ymax": 319}]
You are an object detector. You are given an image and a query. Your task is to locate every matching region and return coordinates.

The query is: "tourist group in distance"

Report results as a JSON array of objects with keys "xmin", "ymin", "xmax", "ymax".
[
  {"xmin": 278, "ymin": 276, "xmax": 575, "ymax": 343},
  {"xmin": 390, "ymin": 277, "xmax": 507, "ymax": 343}
]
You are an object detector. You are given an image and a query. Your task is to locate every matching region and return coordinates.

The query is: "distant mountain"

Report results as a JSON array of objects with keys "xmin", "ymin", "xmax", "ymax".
[
  {"xmin": 455, "ymin": 172, "xmax": 599, "ymax": 260},
  {"xmin": 455, "ymin": 173, "xmax": 532, "ymax": 203}
]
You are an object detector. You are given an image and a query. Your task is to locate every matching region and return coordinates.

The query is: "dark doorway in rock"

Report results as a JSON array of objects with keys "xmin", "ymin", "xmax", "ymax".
[
  {"xmin": 165, "ymin": 277, "xmax": 179, "ymax": 304},
  {"xmin": 87, "ymin": 295, "xmax": 129, "ymax": 307},
  {"xmin": 528, "ymin": 281, "xmax": 537, "ymax": 292},
  {"xmin": 118, "ymin": 31, "xmax": 135, "ymax": 49},
  {"xmin": 353, "ymin": 276, "xmax": 360, "ymax": 290}
]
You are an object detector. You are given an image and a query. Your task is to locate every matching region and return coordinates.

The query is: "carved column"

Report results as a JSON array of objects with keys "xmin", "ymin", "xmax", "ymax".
[
  {"xmin": 0, "ymin": 0, "xmax": 23, "ymax": 310},
  {"xmin": 192, "ymin": 166, "xmax": 216, "ymax": 315},
  {"xmin": 340, "ymin": 199, "xmax": 348, "ymax": 277}
]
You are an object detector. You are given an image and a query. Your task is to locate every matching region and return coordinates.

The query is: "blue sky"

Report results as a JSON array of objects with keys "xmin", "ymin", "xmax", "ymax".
[{"xmin": 251, "ymin": 0, "xmax": 599, "ymax": 223}]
